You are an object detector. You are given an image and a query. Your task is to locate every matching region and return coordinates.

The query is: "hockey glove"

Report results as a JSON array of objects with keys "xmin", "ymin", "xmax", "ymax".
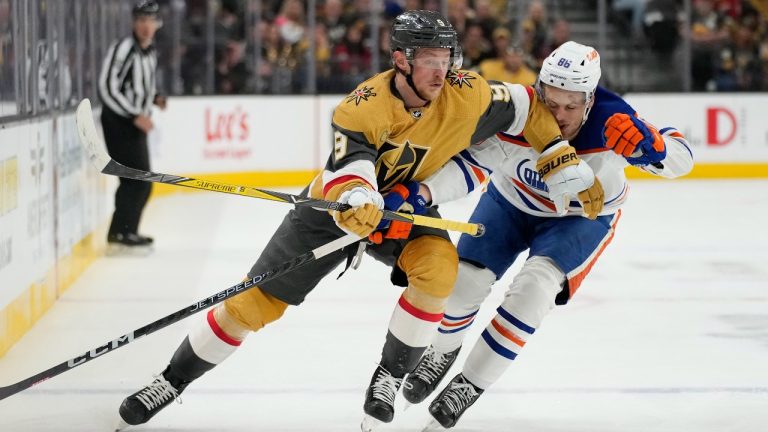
[
  {"xmin": 536, "ymin": 142, "xmax": 605, "ymax": 220},
  {"xmin": 369, "ymin": 182, "xmax": 429, "ymax": 244},
  {"xmin": 603, "ymin": 113, "xmax": 666, "ymax": 166},
  {"xmin": 333, "ymin": 186, "xmax": 384, "ymax": 238}
]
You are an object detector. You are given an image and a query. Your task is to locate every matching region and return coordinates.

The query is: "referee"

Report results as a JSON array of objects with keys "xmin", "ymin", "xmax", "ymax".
[{"xmin": 98, "ymin": 0, "xmax": 166, "ymax": 250}]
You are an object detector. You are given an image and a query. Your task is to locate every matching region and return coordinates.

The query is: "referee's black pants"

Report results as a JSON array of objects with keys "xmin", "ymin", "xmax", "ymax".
[{"xmin": 101, "ymin": 107, "xmax": 152, "ymax": 237}]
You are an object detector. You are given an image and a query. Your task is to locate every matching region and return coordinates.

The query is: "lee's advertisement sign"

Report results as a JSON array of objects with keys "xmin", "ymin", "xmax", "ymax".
[
  {"xmin": 149, "ymin": 97, "xmax": 322, "ymax": 174},
  {"xmin": 623, "ymin": 93, "xmax": 768, "ymax": 163}
]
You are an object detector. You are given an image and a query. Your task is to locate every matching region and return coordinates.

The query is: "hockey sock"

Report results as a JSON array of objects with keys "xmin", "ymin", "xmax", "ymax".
[
  {"xmin": 461, "ymin": 257, "xmax": 563, "ymax": 389},
  {"xmin": 166, "ymin": 308, "xmax": 245, "ymax": 386},
  {"xmin": 433, "ymin": 261, "xmax": 496, "ymax": 353},
  {"xmin": 382, "ymin": 295, "xmax": 444, "ymax": 376},
  {"xmin": 461, "ymin": 305, "xmax": 536, "ymax": 389}
]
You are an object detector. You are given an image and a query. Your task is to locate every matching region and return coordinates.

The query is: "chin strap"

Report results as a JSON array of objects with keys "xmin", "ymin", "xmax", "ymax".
[{"xmin": 397, "ymin": 65, "xmax": 430, "ymax": 104}]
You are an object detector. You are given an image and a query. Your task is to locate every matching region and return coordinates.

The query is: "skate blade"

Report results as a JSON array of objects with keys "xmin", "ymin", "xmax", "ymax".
[
  {"xmin": 421, "ymin": 418, "xmax": 445, "ymax": 432},
  {"xmin": 114, "ymin": 417, "xmax": 130, "ymax": 431},
  {"xmin": 361, "ymin": 415, "xmax": 383, "ymax": 432},
  {"xmin": 106, "ymin": 243, "xmax": 153, "ymax": 257}
]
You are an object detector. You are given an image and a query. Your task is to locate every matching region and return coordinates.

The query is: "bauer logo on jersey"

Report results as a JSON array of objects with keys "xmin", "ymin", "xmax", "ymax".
[
  {"xmin": 345, "ymin": 86, "xmax": 377, "ymax": 105},
  {"xmin": 447, "ymin": 70, "xmax": 476, "ymax": 88},
  {"xmin": 376, "ymin": 140, "xmax": 429, "ymax": 191}
]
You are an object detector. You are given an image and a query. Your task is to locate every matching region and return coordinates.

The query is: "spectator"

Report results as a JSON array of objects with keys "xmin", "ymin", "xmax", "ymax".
[
  {"xmin": 461, "ymin": 23, "xmax": 493, "ymax": 70},
  {"xmin": 690, "ymin": 0, "xmax": 729, "ymax": 90},
  {"xmin": 643, "ymin": 0, "xmax": 680, "ymax": 56},
  {"xmin": 181, "ymin": 0, "xmax": 208, "ymax": 94},
  {"xmin": 217, "ymin": 0, "xmax": 245, "ymax": 42},
  {"xmin": 490, "ymin": 26, "xmax": 512, "ymax": 57},
  {"xmin": 321, "ymin": 0, "xmax": 349, "ymax": 46},
  {"xmin": 275, "ymin": 0, "xmax": 306, "ymax": 46},
  {"xmin": 261, "ymin": 19, "xmax": 299, "ymax": 94},
  {"xmin": 216, "ymin": 39, "xmax": 251, "ymax": 94},
  {"xmin": 314, "ymin": 23, "xmax": 335, "ymax": 93},
  {"xmin": 448, "ymin": 0, "xmax": 474, "ymax": 35},
  {"xmin": 718, "ymin": 23, "xmax": 761, "ymax": 90},
  {"xmin": 474, "ymin": 0, "xmax": 500, "ymax": 40},
  {"xmin": 540, "ymin": 19, "xmax": 571, "ymax": 60},
  {"xmin": 613, "ymin": 0, "xmax": 647, "ymax": 40},
  {"xmin": 520, "ymin": 0, "xmax": 549, "ymax": 64},
  {"xmin": 274, "ymin": 0, "xmax": 309, "ymax": 93},
  {"xmin": 478, "ymin": 45, "xmax": 537, "ymax": 85},
  {"xmin": 332, "ymin": 21, "xmax": 372, "ymax": 89}
]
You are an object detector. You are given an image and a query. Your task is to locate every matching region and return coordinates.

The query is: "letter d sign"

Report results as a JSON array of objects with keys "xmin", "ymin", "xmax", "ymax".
[{"xmin": 706, "ymin": 107, "xmax": 736, "ymax": 146}]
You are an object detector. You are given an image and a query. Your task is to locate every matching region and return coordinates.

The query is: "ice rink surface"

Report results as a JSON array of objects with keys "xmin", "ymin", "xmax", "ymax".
[{"xmin": 1, "ymin": 180, "xmax": 767, "ymax": 432}]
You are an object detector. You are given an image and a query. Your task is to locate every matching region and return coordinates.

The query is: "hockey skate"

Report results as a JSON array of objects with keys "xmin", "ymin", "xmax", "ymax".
[
  {"xmin": 426, "ymin": 373, "xmax": 484, "ymax": 429},
  {"xmin": 361, "ymin": 365, "xmax": 404, "ymax": 431},
  {"xmin": 403, "ymin": 345, "xmax": 460, "ymax": 405},
  {"xmin": 116, "ymin": 367, "xmax": 189, "ymax": 430}
]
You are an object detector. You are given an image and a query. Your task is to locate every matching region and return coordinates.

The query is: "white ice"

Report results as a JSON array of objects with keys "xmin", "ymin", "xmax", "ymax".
[{"xmin": 1, "ymin": 180, "xmax": 767, "ymax": 432}]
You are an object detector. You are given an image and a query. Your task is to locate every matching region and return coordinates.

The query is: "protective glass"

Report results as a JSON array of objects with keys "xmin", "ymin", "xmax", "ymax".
[{"xmin": 410, "ymin": 50, "xmax": 463, "ymax": 71}]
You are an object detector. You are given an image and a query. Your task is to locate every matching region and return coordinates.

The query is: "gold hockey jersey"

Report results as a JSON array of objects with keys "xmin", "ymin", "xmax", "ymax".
[{"xmin": 311, "ymin": 69, "xmax": 561, "ymax": 201}]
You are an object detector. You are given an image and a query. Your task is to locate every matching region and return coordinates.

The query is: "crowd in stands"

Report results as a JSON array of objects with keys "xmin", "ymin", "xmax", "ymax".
[
  {"xmin": 166, "ymin": 0, "xmax": 580, "ymax": 95},
  {"xmin": 3, "ymin": 0, "xmax": 761, "ymax": 99},
  {"xmin": 688, "ymin": 0, "xmax": 768, "ymax": 91},
  {"xmin": 149, "ymin": 0, "xmax": 768, "ymax": 95}
]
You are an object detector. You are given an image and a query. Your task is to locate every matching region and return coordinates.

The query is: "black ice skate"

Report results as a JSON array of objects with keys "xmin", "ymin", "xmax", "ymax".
[
  {"xmin": 426, "ymin": 373, "xmax": 484, "ymax": 429},
  {"xmin": 116, "ymin": 367, "xmax": 189, "ymax": 430},
  {"xmin": 403, "ymin": 345, "xmax": 460, "ymax": 404},
  {"xmin": 361, "ymin": 365, "xmax": 404, "ymax": 431}
]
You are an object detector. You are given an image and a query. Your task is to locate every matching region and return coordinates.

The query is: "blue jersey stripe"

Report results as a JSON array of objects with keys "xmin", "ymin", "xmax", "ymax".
[
  {"xmin": 514, "ymin": 188, "xmax": 543, "ymax": 212},
  {"xmin": 451, "ymin": 156, "xmax": 475, "ymax": 193},
  {"xmin": 459, "ymin": 150, "xmax": 492, "ymax": 173}
]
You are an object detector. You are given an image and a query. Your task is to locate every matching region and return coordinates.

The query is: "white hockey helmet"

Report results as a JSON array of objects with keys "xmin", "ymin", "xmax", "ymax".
[{"xmin": 537, "ymin": 41, "xmax": 601, "ymax": 103}]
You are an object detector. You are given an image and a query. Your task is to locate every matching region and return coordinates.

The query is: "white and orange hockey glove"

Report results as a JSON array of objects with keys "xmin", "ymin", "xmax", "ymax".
[
  {"xmin": 536, "ymin": 142, "xmax": 604, "ymax": 220},
  {"xmin": 603, "ymin": 113, "xmax": 666, "ymax": 166}
]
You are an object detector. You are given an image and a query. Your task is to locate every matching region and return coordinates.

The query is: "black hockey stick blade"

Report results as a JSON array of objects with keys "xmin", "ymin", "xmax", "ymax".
[
  {"xmin": 75, "ymin": 99, "xmax": 484, "ymax": 237},
  {"xmin": 0, "ymin": 233, "xmax": 361, "ymax": 401}
]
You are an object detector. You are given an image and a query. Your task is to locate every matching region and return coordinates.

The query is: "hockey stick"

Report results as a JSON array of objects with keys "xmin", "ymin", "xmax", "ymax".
[
  {"xmin": 0, "ymin": 233, "xmax": 361, "ymax": 401},
  {"xmin": 75, "ymin": 99, "xmax": 484, "ymax": 237}
]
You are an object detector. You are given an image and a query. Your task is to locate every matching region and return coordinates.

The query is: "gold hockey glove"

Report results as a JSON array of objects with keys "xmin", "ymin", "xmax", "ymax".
[{"xmin": 536, "ymin": 142, "xmax": 605, "ymax": 219}]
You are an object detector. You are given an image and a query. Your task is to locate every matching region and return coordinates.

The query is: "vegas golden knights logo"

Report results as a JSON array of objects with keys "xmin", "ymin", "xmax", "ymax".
[{"xmin": 376, "ymin": 140, "xmax": 429, "ymax": 191}]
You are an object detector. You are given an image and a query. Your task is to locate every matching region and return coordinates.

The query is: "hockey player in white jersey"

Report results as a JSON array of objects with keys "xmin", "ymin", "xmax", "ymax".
[{"xmin": 401, "ymin": 41, "xmax": 694, "ymax": 429}]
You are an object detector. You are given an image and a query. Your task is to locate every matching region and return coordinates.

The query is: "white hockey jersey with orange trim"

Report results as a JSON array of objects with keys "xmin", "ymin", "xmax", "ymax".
[{"xmin": 424, "ymin": 86, "xmax": 694, "ymax": 217}]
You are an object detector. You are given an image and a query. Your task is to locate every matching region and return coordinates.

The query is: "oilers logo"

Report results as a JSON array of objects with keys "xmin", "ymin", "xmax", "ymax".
[
  {"xmin": 515, "ymin": 159, "xmax": 548, "ymax": 192},
  {"xmin": 376, "ymin": 140, "xmax": 429, "ymax": 191}
]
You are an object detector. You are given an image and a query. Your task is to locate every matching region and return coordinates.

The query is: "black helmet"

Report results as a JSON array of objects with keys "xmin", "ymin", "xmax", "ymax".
[
  {"xmin": 390, "ymin": 10, "xmax": 462, "ymax": 70},
  {"xmin": 132, "ymin": 0, "xmax": 159, "ymax": 18}
]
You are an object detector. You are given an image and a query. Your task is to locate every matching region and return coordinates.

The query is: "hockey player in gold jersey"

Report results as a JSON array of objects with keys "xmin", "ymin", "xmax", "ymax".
[{"xmin": 116, "ymin": 10, "xmax": 604, "ymax": 432}]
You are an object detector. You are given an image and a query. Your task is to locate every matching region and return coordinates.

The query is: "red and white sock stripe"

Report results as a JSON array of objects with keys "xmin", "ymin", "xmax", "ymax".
[
  {"xmin": 387, "ymin": 295, "xmax": 444, "ymax": 348},
  {"xmin": 188, "ymin": 309, "xmax": 242, "ymax": 365}
]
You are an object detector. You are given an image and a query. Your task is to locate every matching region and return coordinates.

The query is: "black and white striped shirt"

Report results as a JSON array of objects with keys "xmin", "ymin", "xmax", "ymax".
[{"xmin": 98, "ymin": 35, "xmax": 157, "ymax": 118}]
